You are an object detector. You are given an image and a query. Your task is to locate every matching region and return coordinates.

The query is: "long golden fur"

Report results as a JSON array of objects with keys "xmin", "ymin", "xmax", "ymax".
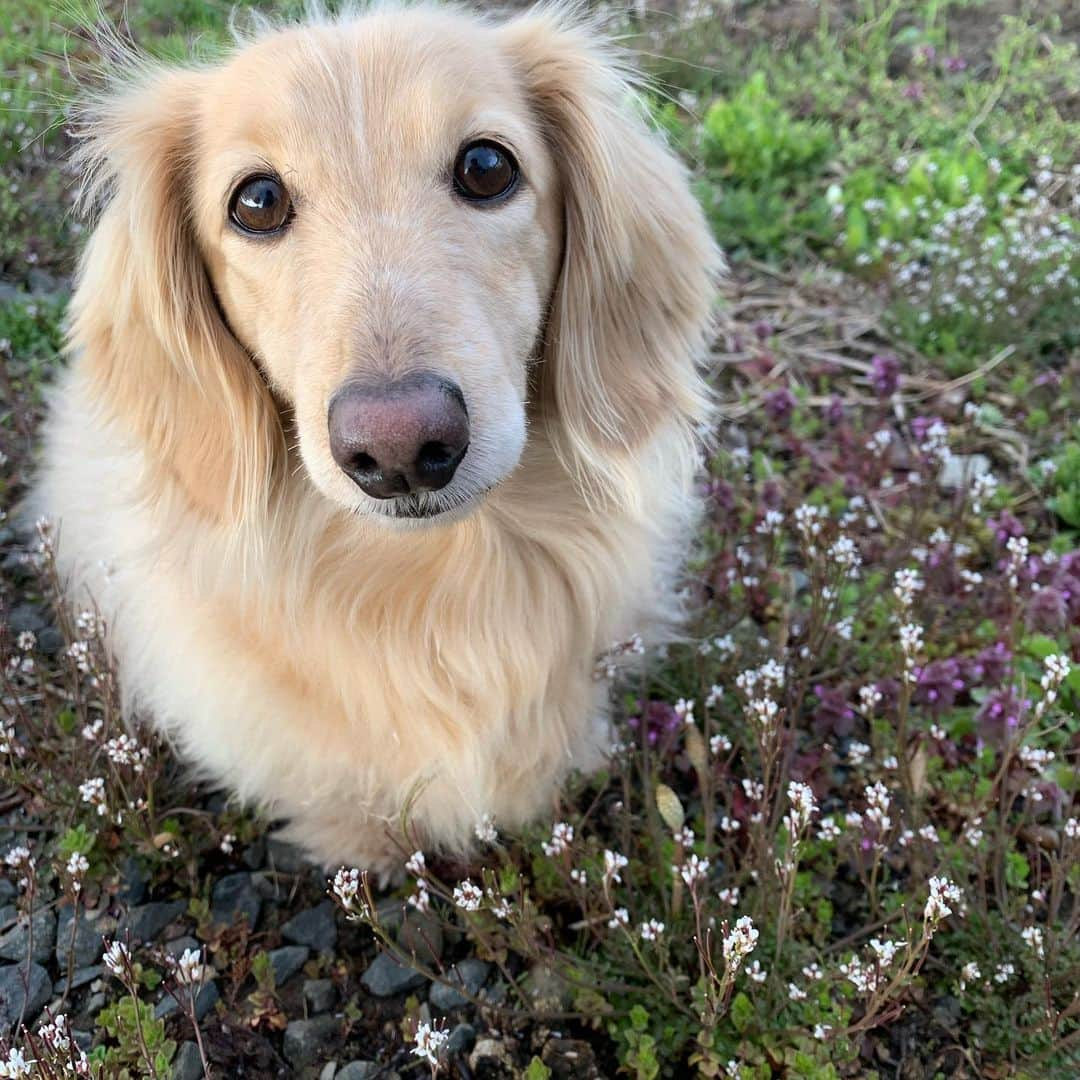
[{"xmin": 37, "ymin": 2, "xmax": 719, "ymax": 874}]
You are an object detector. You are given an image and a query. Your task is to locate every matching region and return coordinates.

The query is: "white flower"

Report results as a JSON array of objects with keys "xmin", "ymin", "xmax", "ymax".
[
  {"xmin": 786, "ymin": 781, "xmax": 817, "ymax": 832},
  {"xmin": 541, "ymin": 822, "xmax": 574, "ymax": 857},
  {"xmin": 408, "ymin": 883, "xmax": 431, "ymax": 913},
  {"xmin": 847, "ymin": 740, "xmax": 871, "ymax": 766},
  {"xmin": 412, "ymin": 1021, "xmax": 448, "ymax": 1066},
  {"xmin": 173, "ymin": 947, "xmax": 206, "ymax": 987},
  {"xmin": 802, "ymin": 963, "xmax": 823, "ymax": 981},
  {"xmin": 718, "ymin": 886, "xmax": 740, "ymax": 906},
  {"xmin": 994, "ymin": 962, "xmax": 1015, "ymax": 984},
  {"xmin": 706, "ymin": 684, "xmax": 725, "ymax": 709},
  {"xmin": 66, "ymin": 852, "xmax": 89, "ymax": 890},
  {"xmin": 219, "ymin": 833, "xmax": 236, "ymax": 855},
  {"xmin": 858, "ymin": 686, "xmax": 882, "ymax": 714},
  {"xmin": 570, "ymin": 868, "xmax": 587, "ymax": 886},
  {"xmin": 674, "ymin": 698, "xmax": 695, "ymax": 724},
  {"xmin": 817, "ymin": 817, "xmax": 841, "ymax": 842},
  {"xmin": 1021, "ymin": 925, "xmax": 1045, "ymax": 959},
  {"xmin": 746, "ymin": 959, "xmax": 767, "ymax": 983},
  {"xmin": 3, "ymin": 846, "xmax": 31, "ymax": 869},
  {"xmin": 869, "ymin": 938, "xmax": 903, "ymax": 966},
  {"xmin": 81, "ymin": 718, "xmax": 104, "ymax": 741},
  {"xmin": 677, "ymin": 853, "xmax": 710, "ymax": 888},
  {"xmin": 15, "ymin": 631, "xmax": 35, "ymax": 652},
  {"xmin": 719, "ymin": 815, "xmax": 740, "ymax": 834},
  {"xmin": 918, "ymin": 824, "xmax": 941, "ymax": 845},
  {"xmin": 487, "ymin": 891, "xmax": 513, "ymax": 920},
  {"xmin": 405, "ymin": 851, "xmax": 426, "ymax": 878},
  {"xmin": 474, "ymin": 814, "xmax": 498, "ymax": 845},
  {"xmin": 603, "ymin": 849, "xmax": 629, "ymax": 884},
  {"xmin": 332, "ymin": 867, "xmax": 363, "ymax": 911},
  {"xmin": 608, "ymin": 907, "xmax": 630, "ymax": 929},
  {"xmin": 710, "ymin": 732, "xmax": 732, "ymax": 755},
  {"xmin": 640, "ymin": 918, "xmax": 665, "ymax": 941},
  {"xmin": 828, "ymin": 536, "xmax": 862, "ymax": 574},
  {"xmin": 103, "ymin": 940, "xmax": 129, "ymax": 977},
  {"xmin": 453, "ymin": 880, "xmax": 483, "ymax": 912},
  {"xmin": 959, "ymin": 961, "xmax": 981, "ymax": 990},
  {"xmin": 722, "ymin": 916, "xmax": 759, "ymax": 971},
  {"xmin": 788, "ymin": 982, "xmax": 807, "ymax": 1001},
  {"xmin": 0, "ymin": 1048, "xmax": 32, "ymax": 1078},
  {"xmin": 893, "ymin": 568, "xmax": 924, "ymax": 608},
  {"xmin": 1064, "ymin": 818, "xmax": 1079, "ymax": 840},
  {"xmin": 813, "ymin": 1024, "xmax": 831, "ymax": 1040},
  {"xmin": 925, "ymin": 876, "xmax": 962, "ymax": 924}
]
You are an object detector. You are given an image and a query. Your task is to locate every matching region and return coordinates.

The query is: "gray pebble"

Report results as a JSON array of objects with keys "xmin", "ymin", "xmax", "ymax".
[
  {"xmin": 429, "ymin": 959, "xmax": 490, "ymax": 1012},
  {"xmin": 56, "ymin": 905, "xmax": 113, "ymax": 970},
  {"xmin": 446, "ymin": 1022, "xmax": 476, "ymax": 1056},
  {"xmin": 0, "ymin": 908, "xmax": 56, "ymax": 964},
  {"xmin": 361, "ymin": 951, "xmax": 426, "ymax": 998},
  {"xmin": 117, "ymin": 900, "xmax": 185, "ymax": 944},
  {"xmin": 154, "ymin": 980, "xmax": 218, "ymax": 1022},
  {"xmin": 266, "ymin": 837, "xmax": 309, "ymax": 874},
  {"xmin": 0, "ymin": 961, "xmax": 52, "ymax": 1032},
  {"xmin": 283, "ymin": 1014, "xmax": 340, "ymax": 1069},
  {"xmin": 303, "ymin": 977, "xmax": 336, "ymax": 1014},
  {"xmin": 267, "ymin": 945, "xmax": 309, "ymax": 987},
  {"xmin": 211, "ymin": 872, "xmax": 261, "ymax": 930},
  {"xmin": 7, "ymin": 605, "xmax": 46, "ymax": 635},
  {"xmin": 282, "ymin": 901, "xmax": 337, "ymax": 953},
  {"xmin": 171, "ymin": 1040, "xmax": 204, "ymax": 1080}
]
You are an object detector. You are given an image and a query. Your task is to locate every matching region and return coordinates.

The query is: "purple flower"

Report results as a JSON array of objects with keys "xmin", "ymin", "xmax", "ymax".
[
  {"xmin": 1026, "ymin": 586, "xmax": 1068, "ymax": 633},
  {"xmin": 915, "ymin": 44, "xmax": 937, "ymax": 64},
  {"xmin": 976, "ymin": 687, "xmax": 1028, "ymax": 746},
  {"xmin": 628, "ymin": 700, "xmax": 681, "ymax": 748},
  {"xmin": 967, "ymin": 641, "xmax": 1012, "ymax": 687},
  {"xmin": 913, "ymin": 659, "xmax": 965, "ymax": 714},
  {"xmin": 903, "ymin": 82, "xmax": 925, "ymax": 101},
  {"xmin": 753, "ymin": 320, "xmax": 774, "ymax": 341},
  {"xmin": 870, "ymin": 354, "xmax": 901, "ymax": 397},
  {"xmin": 813, "ymin": 684, "xmax": 856, "ymax": 738},
  {"xmin": 943, "ymin": 55, "xmax": 967, "ymax": 73},
  {"xmin": 764, "ymin": 388, "xmax": 797, "ymax": 424},
  {"xmin": 987, "ymin": 511, "xmax": 1025, "ymax": 546},
  {"xmin": 826, "ymin": 395, "xmax": 845, "ymax": 426}
]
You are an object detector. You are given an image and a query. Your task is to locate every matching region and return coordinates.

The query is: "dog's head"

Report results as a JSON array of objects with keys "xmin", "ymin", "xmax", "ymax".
[{"xmin": 72, "ymin": 5, "xmax": 718, "ymax": 527}]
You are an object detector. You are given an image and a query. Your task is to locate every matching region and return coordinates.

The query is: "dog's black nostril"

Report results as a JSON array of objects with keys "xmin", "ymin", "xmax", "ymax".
[
  {"xmin": 417, "ymin": 442, "xmax": 454, "ymax": 471},
  {"xmin": 350, "ymin": 451, "xmax": 378, "ymax": 473}
]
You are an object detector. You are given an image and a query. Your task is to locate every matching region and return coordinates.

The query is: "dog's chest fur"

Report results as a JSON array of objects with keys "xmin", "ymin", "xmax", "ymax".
[{"xmin": 40, "ymin": 373, "xmax": 689, "ymax": 867}]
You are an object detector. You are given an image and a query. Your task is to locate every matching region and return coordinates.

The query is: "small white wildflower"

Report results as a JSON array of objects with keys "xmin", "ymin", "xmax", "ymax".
[
  {"xmin": 717, "ymin": 886, "xmax": 739, "ymax": 906},
  {"xmin": 1064, "ymin": 818, "xmax": 1079, "ymax": 840},
  {"xmin": 847, "ymin": 740, "xmax": 871, "ymax": 766},
  {"xmin": 640, "ymin": 918, "xmax": 665, "ymax": 941},
  {"xmin": 746, "ymin": 959, "xmax": 767, "ymax": 983},
  {"xmin": 788, "ymin": 982, "xmax": 807, "ymax": 1001},
  {"xmin": 722, "ymin": 916, "xmax": 759, "ymax": 973},
  {"xmin": 173, "ymin": 947, "xmax": 206, "ymax": 987},
  {"xmin": 541, "ymin": 822, "xmax": 574, "ymax": 857},
  {"xmin": 80, "ymin": 718, "xmax": 104, "ymax": 741},
  {"xmin": 412, "ymin": 1021, "xmax": 448, "ymax": 1066},
  {"xmin": 570, "ymin": 868, "xmax": 587, "ymax": 886},
  {"xmin": 0, "ymin": 1048, "xmax": 32, "ymax": 1078},
  {"xmin": 331, "ymin": 867, "xmax": 363, "ymax": 910},
  {"xmin": 66, "ymin": 852, "xmax": 89, "ymax": 891},
  {"xmin": 474, "ymin": 814, "xmax": 498, "ymax": 845},
  {"xmin": 813, "ymin": 1024, "xmax": 831, "ymax": 1040},
  {"xmin": 817, "ymin": 816, "xmax": 841, "ymax": 842},
  {"xmin": 405, "ymin": 851, "xmax": 426, "ymax": 878},
  {"xmin": 710, "ymin": 732, "xmax": 732, "ymax": 755},
  {"xmin": 219, "ymin": 833, "xmax": 236, "ymax": 855},
  {"xmin": 608, "ymin": 907, "xmax": 630, "ymax": 929},
  {"xmin": 994, "ymin": 962, "xmax": 1015, "ymax": 984},
  {"xmin": 103, "ymin": 940, "xmax": 130, "ymax": 978},
  {"xmin": 677, "ymin": 853, "xmax": 710, "ymax": 888},
  {"xmin": 719, "ymin": 815, "xmax": 741, "ymax": 834},
  {"xmin": 1021, "ymin": 925, "xmax": 1045, "ymax": 959},
  {"xmin": 603, "ymin": 849, "xmax": 629, "ymax": 884},
  {"xmin": 925, "ymin": 876, "xmax": 962, "ymax": 924},
  {"xmin": 674, "ymin": 698, "xmax": 695, "ymax": 724},
  {"xmin": 959, "ymin": 961, "xmax": 981, "ymax": 991},
  {"xmin": 706, "ymin": 684, "xmax": 724, "ymax": 709},
  {"xmin": 453, "ymin": 880, "xmax": 483, "ymax": 912}
]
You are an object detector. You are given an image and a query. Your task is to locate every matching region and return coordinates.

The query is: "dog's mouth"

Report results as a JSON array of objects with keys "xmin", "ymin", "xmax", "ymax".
[{"xmin": 366, "ymin": 484, "xmax": 493, "ymax": 524}]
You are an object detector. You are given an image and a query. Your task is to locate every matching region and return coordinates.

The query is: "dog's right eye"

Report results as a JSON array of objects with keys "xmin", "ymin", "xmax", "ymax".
[{"xmin": 229, "ymin": 175, "xmax": 293, "ymax": 235}]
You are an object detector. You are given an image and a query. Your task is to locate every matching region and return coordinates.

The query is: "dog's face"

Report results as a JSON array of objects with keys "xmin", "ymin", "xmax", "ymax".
[
  {"xmin": 190, "ymin": 16, "xmax": 561, "ymax": 523},
  {"xmin": 74, "ymin": 7, "xmax": 718, "ymax": 528}
]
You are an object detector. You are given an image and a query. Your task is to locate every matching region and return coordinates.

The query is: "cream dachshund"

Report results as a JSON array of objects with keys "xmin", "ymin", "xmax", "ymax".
[{"xmin": 38, "ymin": 2, "xmax": 719, "ymax": 875}]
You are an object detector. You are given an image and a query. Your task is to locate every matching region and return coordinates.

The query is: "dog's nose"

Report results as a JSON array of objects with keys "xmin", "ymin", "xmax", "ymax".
[{"xmin": 327, "ymin": 373, "xmax": 469, "ymax": 499}]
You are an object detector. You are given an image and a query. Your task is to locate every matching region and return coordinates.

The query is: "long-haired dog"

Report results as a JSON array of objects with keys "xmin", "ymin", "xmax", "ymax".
[{"xmin": 37, "ymin": 2, "xmax": 719, "ymax": 874}]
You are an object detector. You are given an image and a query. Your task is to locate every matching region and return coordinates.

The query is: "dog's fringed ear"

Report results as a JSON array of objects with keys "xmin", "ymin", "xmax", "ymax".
[
  {"xmin": 69, "ymin": 60, "xmax": 284, "ymax": 528},
  {"xmin": 500, "ymin": 10, "xmax": 721, "ymax": 507}
]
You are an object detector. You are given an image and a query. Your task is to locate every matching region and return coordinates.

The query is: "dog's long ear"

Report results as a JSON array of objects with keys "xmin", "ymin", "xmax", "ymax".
[
  {"xmin": 500, "ymin": 10, "xmax": 721, "ymax": 506},
  {"xmin": 69, "ymin": 59, "xmax": 283, "ymax": 527}
]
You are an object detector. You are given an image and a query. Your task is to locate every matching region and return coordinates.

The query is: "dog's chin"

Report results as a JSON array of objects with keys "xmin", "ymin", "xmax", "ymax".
[{"xmin": 357, "ymin": 487, "xmax": 492, "ymax": 531}]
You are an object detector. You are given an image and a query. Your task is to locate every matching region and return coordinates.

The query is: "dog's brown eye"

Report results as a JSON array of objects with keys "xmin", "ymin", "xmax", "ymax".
[
  {"xmin": 229, "ymin": 175, "xmax": 292, "ymax": 234},
  {"xmin": 453, "ymin": 141, "xmax": 518, "ymax": 203}
]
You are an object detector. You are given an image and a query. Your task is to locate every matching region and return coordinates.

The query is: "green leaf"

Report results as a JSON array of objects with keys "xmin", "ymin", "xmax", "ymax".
[
  {"xmin": 730, "ymin": 991, "xmax": 755, "ymax": 1033},
  {"xmin": 523, "ymin": 1058, "xmax": 552, "ymax": 1080}
]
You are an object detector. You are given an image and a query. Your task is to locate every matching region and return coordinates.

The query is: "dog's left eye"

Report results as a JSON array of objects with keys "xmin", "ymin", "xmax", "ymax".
[
  {"xmin": 229, "ymin": 175, "xmax": 293, "ymax": 235},
  {"xmin": 453, "ymin": 141, "xmax": 519, "ymax": 203}
]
